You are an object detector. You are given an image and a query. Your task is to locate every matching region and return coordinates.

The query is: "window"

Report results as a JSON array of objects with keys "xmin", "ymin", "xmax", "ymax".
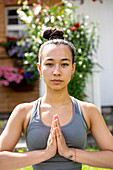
[{"xmin": 6, "ymin": 7, "xmax": 25, "ymax": 38}]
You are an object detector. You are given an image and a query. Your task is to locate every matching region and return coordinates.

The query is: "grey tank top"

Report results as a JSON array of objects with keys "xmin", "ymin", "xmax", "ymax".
[{"xmin": 26, "ymin": 96, "xmax": 87, "ymax": 170}]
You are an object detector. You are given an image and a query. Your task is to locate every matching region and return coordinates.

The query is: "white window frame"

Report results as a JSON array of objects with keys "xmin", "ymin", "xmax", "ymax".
[{"xmin": 5, "ymin": 6, "xmax": 25, "ymax": 38}]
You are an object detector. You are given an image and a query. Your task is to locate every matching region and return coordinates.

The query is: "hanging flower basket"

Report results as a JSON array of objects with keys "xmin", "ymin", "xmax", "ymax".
[
  {"xmin": 11, "ymin": 81, "xmax": 35, "ymax": 92},
  {"xmin": 12, "ymin": 58, "xmax": 23, "ymax": 68}
]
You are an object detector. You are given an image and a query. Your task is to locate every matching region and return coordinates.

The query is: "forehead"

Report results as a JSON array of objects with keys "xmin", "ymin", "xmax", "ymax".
[{"xmin": 41, "ymin": 44, "xmax": 72, "ymax": 61}]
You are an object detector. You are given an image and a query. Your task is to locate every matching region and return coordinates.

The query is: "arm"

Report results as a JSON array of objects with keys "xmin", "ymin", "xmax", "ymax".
[
  {"xmin": 0, "ymin": 103, "xmax": 57, "ymax": 169},
  {"xmin": 55, "ymin": 104, "xmax": 113, "ymax": 169}
]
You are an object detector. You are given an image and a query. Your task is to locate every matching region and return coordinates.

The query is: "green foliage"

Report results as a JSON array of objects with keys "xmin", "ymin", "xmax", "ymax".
[
  {"xmin": 17, "ymin": 0, "xmax": 99, "ymax": 100},
  {"xmin": 0, "ymin": 120, "xmax": 3, "ymax": 127}
]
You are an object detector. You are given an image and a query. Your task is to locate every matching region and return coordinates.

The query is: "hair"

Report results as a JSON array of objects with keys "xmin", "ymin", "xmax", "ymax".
[{"xmin": 38, "ymin": 27, "xmax": 76, "ymax": 64}]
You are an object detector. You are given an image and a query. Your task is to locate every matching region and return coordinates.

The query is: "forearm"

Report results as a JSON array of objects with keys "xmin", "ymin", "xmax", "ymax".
[
  {"xmin": 67, "ymin": 148, "xmax": 113, "ymax": 169},
  {"xmin": 0, "ymin": 149, "xmax": 49, "ymax": 170}
]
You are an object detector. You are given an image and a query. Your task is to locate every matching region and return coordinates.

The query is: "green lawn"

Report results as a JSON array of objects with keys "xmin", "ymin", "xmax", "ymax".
[
  {"xmin": 15, "ymin": 165, "xmax": 113, "ymax": 170},
  {"xmin": 15, "ymin": 148, "xmax": 113, "ymax": 170}
]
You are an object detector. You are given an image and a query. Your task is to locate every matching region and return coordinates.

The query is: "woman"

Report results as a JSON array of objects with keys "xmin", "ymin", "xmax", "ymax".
[{"xmin": 0, "ymin": 27, "xmax": 113, "ymax": 170}]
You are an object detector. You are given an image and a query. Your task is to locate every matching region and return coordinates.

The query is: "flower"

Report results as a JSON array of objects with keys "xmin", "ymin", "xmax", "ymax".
[
  {"xmin": 69, "ymin": 23, "xmax": 81, "ymax": 31},
  {"xmin": 73, "ymin": 23, "xmax": 81, "ymax": 28},
  {"xmin": 23, "ymin": 72, "xmax": 34, "ymax": 80},
  {"xmin": 1, "ymin": 37, "xmax": 25, "ymax": 59},
  {"xmin": 69, "ymin": 27, "xmax": 77, "ymax": 31},
  {"xmin": 33, "ymin": 4, "xmax": 42, "ymax": 16},
  {"xmin": 45, "ymin": 6, "xmax": 49, "ymax": 10},
  {"xmin": 18, "ymin": 68, "xmax": 23, "ymax": 74},
  {"xmin": 0, "ymin": 66, "xmax": 24, "ymax": 87}
]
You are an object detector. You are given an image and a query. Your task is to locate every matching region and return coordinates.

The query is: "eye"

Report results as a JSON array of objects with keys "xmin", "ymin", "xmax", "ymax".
[
  {"xmin": 45, "ymin": 63, "xmax": 53, "ymax": 67},
  {"xmin": 61, "ymin": 63, "xmax": 69, "ymax": 67}
]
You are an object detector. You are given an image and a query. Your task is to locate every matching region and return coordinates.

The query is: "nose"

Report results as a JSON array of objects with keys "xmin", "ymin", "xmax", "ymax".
[{"xmin": 53, "ymin": 64, "xmax": 61, "ymax": 76}]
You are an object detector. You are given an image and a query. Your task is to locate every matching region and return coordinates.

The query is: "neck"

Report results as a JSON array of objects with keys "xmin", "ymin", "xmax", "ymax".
[{"xmin": 42, "ymin": 86, "xmax": 71, "ymax": 105}]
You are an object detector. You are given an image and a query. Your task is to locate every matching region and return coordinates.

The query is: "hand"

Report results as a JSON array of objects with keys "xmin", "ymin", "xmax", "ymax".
[
  {"xmin": 55, "ymin": 115, "xmax": 70, "ymax": 158},
  {"xmin": 45, "ymin": 116, "xmax": 57, "ymax": 159}
]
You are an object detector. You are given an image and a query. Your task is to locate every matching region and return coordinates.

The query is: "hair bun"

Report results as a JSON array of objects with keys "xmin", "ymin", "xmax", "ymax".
[{"xmin": 43, "ymin": 27, "xmax": 64, "ymax": 40}]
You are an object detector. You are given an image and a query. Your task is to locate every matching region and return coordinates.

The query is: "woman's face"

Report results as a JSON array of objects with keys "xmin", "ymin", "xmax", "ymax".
[{"xmin": 38, "ymin": 44, "xmax": 76, "ymax": 91}]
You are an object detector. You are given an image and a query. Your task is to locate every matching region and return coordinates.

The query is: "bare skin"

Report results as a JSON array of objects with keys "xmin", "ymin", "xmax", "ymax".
[{"xmin": 0, "ymin": 44, "xmax": 113, "ymax": 169}]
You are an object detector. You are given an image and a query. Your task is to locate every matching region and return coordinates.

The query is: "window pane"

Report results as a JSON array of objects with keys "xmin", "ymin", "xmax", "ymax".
[
  {"xmin": 8, "ymin": 9, "xmax": 17, "ymax": 16},
  {"xmin": 8, "ymin": 18, "xmax": 18, "ymax": 25}
]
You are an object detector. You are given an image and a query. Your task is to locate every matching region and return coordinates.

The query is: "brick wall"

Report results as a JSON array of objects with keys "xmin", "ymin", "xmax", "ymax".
[
  {"xmin": 0, "ymin": 2, "xmax": 7, "ymax": 57},
  {"xmin": 0, "ymin": 80, "xmax": 39, "ymax": 112}
]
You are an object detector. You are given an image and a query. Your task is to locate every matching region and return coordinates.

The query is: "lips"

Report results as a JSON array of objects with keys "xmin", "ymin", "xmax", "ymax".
[{"xmin": 51, "ymin": 79, "xmax": 63, "ymax": 84}]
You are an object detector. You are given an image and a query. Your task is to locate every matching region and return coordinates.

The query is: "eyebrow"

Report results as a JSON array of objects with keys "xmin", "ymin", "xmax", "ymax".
[{"xmin": 45, "ymin": 58, "xmax": 71, "ymax": 62}]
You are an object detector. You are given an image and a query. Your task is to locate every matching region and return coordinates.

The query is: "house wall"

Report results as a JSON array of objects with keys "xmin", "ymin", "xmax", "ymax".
[
  {"xmin": 75, "ymin": 0, "xmax": 113, "ymax": 106},
  {"xmin": 0, "ymin": 2, "xmax": 7, "ymax": 56}
]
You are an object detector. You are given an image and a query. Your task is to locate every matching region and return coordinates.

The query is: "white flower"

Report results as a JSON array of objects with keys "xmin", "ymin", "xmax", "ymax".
[
  {"xmin": 32, "ymin": 24, "xmax": 36, "ymax": 29},
  {"xmin": 79, "ymin": 61, "xmax": 82, "ymax": 65},
  {"xmin": 78, "ymin": 49, "xmax": 82, "ymax": 53},
  {"xmin": 79, "ymin": 74, "xmax": 83, "ymax": 78},
  {"xmin": 51, "ymin": 16, "xmax": 55, "ymax": 23},
  {"xmin": 76, "ymin": 34, "xmax": 80, "ymax": 38},
  {"xmin": 45, "ymin": 17, "xmax": 50, "ymax": 23},
  {"xmin": 85, "ymin": 15, "xmax": 89, "ymax": 19},
  {"xmin": 36, "ymin": 38, "xmax": 42, "ymax": 44},
  {"xmin": 33, "ymin": 4, "xmax": 42, "ymax": 16}
]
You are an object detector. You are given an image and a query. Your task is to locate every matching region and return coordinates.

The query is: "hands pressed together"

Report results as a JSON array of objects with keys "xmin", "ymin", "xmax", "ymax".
[{"xmin": 45, "ymin": 114, "xmax": 76, "ymax": 162}]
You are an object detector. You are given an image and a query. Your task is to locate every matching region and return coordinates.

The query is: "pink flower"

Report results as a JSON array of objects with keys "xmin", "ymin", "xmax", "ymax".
[
  {"xmin": 4, "ymin": 72, "xmax": 15, "ymax": 82},
  {"xmin": 0, "ymin": 69, "xmax": 3, "ymax": 77},
  {"xmin": 15, "ymin": 74, "xmax": 24, "ymax": 84},
  {"xmin": 0, "ymin": 80, "xmax": 9, "ymax": 86},
  {"xmin": 45, "ymin": 6, "xmax": 49, "ymax": 10},
  {"xmin": 33, "ymin": 4, "xmax": 42, "ymax": 16},
  {"xmin": 0, "ymin": 66, "xmax": 24, "ymax": 86}
]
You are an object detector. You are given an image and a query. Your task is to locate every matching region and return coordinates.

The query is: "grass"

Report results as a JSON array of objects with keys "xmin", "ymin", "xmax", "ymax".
[
  {"xmin": 16, "ymin": 166, "xmax": 113, "ymax": 170},
  {"xmin": 15, "ymin": 147, "xmax": 113, "ymax": 170}
]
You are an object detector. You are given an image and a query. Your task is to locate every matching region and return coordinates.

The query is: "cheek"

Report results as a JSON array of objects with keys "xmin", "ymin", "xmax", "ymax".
[
  {"xmin": 41, "ymin": 66, "xmax": 51, "ymax": 77},
  {"xmin": 65, "ymin": 69, "xmax": 73, "ymax": 82}
]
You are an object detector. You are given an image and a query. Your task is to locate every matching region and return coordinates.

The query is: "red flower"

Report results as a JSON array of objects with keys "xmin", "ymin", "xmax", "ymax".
[
  {"xmin": 73, "ymin": 23, "xmax": 81, "ymax": 28},
  {"xmin": 7, "ymin": 36, "xmax": 15, "ymax": 41},
  {"xmin": 92, "ymin": 0, "xmax": 96, "ymax": 1},
  {"xmin": 69, "ymin": 27, "xmax": 77, "ymax": 31},
  {"xmin": 18, "ymin": 68, "xmax": 23, "ymax": 74}
]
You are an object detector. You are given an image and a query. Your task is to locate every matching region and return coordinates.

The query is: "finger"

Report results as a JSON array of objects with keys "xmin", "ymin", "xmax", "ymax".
[
  {"xmin": 56, "ymin": 118, "xmax": 61, "ymax": 133},
  {"xmin": 53, "ymin": 114, "xmax": 58, "ymax": 122},
  {"xmin": 56, "ymin": 126, "xmax": 62, "ymax": 139}
]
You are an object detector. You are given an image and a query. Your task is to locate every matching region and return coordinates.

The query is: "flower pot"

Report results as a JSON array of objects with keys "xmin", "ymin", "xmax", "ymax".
[
  {"xmin": 13, "ymin": 58, "xmax": 23, "ymax": 68},
  {"xmin": 11, "ymin": 82, "xmax": 34, "ymax": 92}
]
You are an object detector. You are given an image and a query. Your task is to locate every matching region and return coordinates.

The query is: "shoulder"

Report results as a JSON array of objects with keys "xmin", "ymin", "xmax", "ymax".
[
  {"xmin": 76, "ymin": 99, "xmax": 100, "ymax": 131},
  {"xmin": 78, "ymin": 99, "xmax": 97, "ymax": 113},
  {"xmin": 10, "ymin": 100, "xmax": 38, "ymax": 123}
]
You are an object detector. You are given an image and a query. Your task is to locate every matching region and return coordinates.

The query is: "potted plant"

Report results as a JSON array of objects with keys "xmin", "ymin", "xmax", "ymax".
[{"xmin": 0, "ymin": 65, "xmax": 39, "ymax": 91}]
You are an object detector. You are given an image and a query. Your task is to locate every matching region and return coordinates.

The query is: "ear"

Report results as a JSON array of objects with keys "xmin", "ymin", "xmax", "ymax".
[
  {"xmin": 37, "ymin": 63, "xmax": 42, "ymax": 74},
  {"xmin": 72, "ymin": 63, "xmax": 76, "ymax": 74}
]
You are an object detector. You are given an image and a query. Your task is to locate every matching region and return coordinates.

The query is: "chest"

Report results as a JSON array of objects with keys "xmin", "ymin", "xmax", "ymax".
[{"xmin": 39, "ymin": 103, "xmax": 73, "ymax": 127}]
